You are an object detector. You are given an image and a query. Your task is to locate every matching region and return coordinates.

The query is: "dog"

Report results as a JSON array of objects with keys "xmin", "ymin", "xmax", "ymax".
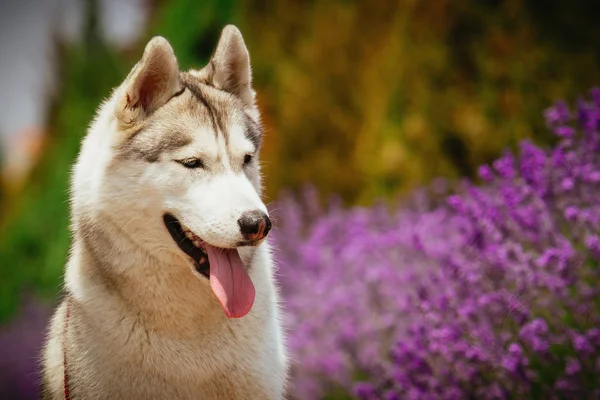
[{"xmin": 41, "ymin": 25, "xmax": 288, "ymax": 399}]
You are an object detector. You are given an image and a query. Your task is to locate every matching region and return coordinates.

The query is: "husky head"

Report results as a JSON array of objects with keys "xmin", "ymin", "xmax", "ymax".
[{"xmin": 72, "ymin": 26, "xmax": 270, "ymax": 318}]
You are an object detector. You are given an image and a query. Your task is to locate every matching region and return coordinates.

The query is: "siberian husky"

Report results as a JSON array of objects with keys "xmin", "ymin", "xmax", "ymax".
[{"xmin": 41, "ymin": 25, "xmax": 288, "ymax": 399}]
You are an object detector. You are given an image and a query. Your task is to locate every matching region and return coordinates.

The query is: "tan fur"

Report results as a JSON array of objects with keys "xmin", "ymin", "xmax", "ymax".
[{"xmin": 42, "ymin": 26, "xmax": 288, "ymax": 399}]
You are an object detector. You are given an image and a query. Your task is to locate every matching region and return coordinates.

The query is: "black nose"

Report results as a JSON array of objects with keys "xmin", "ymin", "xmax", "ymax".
[{"xmin": 238, "ymin": 210, "xmax": 271, "ymax": 241}]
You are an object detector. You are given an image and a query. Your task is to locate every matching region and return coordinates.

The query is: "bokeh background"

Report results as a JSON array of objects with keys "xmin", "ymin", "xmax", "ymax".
[{"xmin": 1, "ymin": 0, "xmax": 600, "ymax": 399}]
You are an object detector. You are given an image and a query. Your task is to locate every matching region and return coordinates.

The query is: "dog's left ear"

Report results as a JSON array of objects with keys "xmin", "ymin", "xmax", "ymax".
[{"xmin": 207, "ymin": 25, "xmax": 255, "ymax": 109}]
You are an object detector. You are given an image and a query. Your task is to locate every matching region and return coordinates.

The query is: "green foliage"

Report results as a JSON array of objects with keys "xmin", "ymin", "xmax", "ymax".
[
  {"xmin": 0, "ymin": 20, "xmax": 124, "ymax": 321},
  {"xmin": 240, "ymin": 0, "xmax": 600, "ymax": 204},
  {"xmin": 150, "ymin": 0, "xmax": 240, "ymax": 69}
]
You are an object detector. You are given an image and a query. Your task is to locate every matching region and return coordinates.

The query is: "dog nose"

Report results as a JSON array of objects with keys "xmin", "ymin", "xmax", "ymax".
[{"xmin": 238, "ymin": 210, "xmax": 271, "ymax": 241}]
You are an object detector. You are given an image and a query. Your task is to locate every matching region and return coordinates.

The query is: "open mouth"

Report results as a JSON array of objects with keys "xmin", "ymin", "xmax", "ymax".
[
  {"xmin": 162, "ymin": 213, "xmax": 256, "ymax": 319},
  {"xmin": 163, "ymin": 213, "xmax": 210, "ymax": 277}
]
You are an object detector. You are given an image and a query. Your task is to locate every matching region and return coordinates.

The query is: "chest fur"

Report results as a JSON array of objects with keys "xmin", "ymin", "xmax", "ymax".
[{"xmin": 60, "ymin": 299, "xmax": 285, "ymax": 400}]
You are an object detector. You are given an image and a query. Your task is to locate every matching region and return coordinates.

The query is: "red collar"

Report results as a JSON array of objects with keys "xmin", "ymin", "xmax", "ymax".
[{"xmin": 63, "ymin": 296, "xmax": 72, "ymax": 400}]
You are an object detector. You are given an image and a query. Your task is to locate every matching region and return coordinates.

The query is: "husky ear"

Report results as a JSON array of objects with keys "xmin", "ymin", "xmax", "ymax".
[
  {"xmin": 208, "ymin": 25, "xmax": 255, "ymax": 109},
  {"xmin": 116, "ymin": 36, "xmax": 181, "ymax": 125}
]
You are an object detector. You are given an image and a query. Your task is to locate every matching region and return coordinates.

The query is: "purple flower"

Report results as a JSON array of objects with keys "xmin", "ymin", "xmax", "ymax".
[
  {"xmin": 493, "ymin": 152, "xmax": 517, "ymax": 178},
  {"xmin": 355, "ymin": 382, "xmax": 376, "ymax": 399},
  {"xmin": 565, "ymin": 358, "xmax": 581, "ymax": 375},
  {"xmin": 478, "ymin": 165, "xmax": 494, "ymax": 182},
  {"xmin": 383, "ymin": 391, "xmax": 400, "ymax": 400},
  {"xmin": 585, "ymin": 235, "xmax": 600, "ymax": 259},
  {"xmin": 555, "ymin": 126, "xmax": 576, "ymax": 138},
  {"xmin": 275, "ymin": 89, "xmax": 600, "ymax": 399},
  {"xmin": 564, "ymin": 206, "xmax": 579, "ymax": 221},
  {"xmin": 544, "ymin": 100, "xmax": 571, "ymax": 126},
  {"xmin": 572, "ymin": 334, "xmax": 594, "ymax": 354}
]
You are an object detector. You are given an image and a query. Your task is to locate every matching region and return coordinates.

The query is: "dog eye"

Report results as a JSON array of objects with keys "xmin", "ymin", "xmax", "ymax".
[
  {"xmin": 178, "ymin": 158, "xmax": 204, "ymax": 169},
  {"xmin": 243, "ymin": 154, "xmax": 253, "ymax": 166}
]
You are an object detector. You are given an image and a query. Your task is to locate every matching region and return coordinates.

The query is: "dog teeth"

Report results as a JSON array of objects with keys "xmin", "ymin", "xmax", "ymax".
[{"xmin": 182, "ymin": 226, "xmax": 203, "ymax": 248}]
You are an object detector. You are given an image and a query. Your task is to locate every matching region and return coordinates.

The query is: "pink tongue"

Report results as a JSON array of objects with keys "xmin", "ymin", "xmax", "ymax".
[{"xmin": 206, "ymin": 246, "xmax": 255, "ymax": 318}]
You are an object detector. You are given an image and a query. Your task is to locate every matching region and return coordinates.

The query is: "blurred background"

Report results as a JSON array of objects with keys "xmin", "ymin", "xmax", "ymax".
[{"xmin": 1, "ymin": 0, "xmax": 600, "ymax": 398}]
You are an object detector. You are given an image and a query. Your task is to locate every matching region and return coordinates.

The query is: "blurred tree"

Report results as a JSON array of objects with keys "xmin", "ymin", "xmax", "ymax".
[
  {"xmin": 239, "ymin": 0, "xmax": 600, "ymax": 204},
  {"xmin": 148, "ymin": 0, "xmax": 239, "ymax": 69},
  {"xmin": 0, "ymin": 0, "xmax": 124, "ymax": 320},
  {"xmin": 0, "ymin": 138, "xmax": 4, "ymax": 208},
  {"xmin": 524, "ymin": 0, "xmax": 600, "ymax": 54}
]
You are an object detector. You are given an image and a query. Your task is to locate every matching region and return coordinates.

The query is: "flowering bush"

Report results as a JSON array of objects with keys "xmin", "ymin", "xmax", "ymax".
[
  {"xmin": 0, "ymin": 298, "xmax": 50, "ymax": 399},
  {"xmin": 272, "ymin": 89, "xmax": 600, "ymax": 399}
]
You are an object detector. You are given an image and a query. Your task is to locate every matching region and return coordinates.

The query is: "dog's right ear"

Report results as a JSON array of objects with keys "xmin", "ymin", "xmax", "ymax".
[{"xmin": 115, "ymin": 36, "xmax": 181, "ymax": 126}]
